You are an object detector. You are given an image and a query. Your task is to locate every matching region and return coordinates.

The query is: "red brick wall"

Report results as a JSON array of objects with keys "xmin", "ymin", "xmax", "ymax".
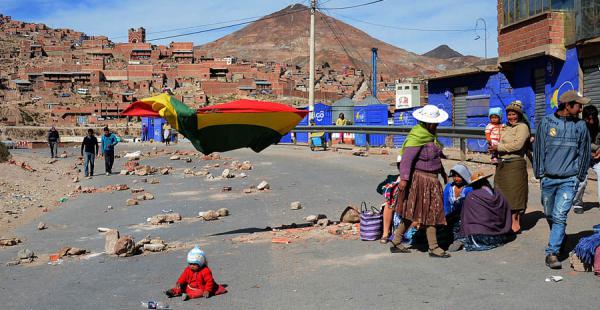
[
  {"xmin": 498, "ymin": 12, "xmax": 565, "ymax": 58},
  {"xmin": 202, "ymin": 81, "xmax": 240, "ymax": 96}
]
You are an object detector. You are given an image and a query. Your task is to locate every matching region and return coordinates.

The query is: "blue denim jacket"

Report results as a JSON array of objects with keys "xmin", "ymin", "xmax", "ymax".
[{"xmin": 533, "ymin": 113, "xmax": 590, "ymax": 181}]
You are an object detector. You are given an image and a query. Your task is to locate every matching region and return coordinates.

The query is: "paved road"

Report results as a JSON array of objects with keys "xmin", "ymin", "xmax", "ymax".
[{"xmin": 1, "ymin": 143, "xmax": 599, "ymax": 310}]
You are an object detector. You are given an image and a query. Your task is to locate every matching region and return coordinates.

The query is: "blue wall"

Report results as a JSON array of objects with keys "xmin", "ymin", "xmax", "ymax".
[{"xmin": 427, "ymin": 48, "xmax": 581, "ymax": 152}]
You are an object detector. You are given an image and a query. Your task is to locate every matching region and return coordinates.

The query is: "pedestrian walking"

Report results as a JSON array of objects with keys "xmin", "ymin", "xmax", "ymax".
[
  {"xmin": 47, "ymin": 126, "xmax": 60, "ymax": 158},
  {"xmin": 81, "ymin": 128, "xmax": 99, "ymax": 178},
  {"xmin": 533, "ymin": 90, "xmax": 591, "ymax": 269},
  {"xmin": 101, "ymin": 126, "xmax": 118, "ymax": 175},
  {"xmin": 573, "ymin": 105, "xmax": 600, "ymax": 213}
]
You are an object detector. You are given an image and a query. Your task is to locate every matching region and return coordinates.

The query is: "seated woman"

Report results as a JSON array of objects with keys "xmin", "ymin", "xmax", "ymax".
[
  {"xmin": 460, "ymin": 173, "xmax": 513, "ymax": 251},
  {"xmin": 441, "ymin": 164, "xmax": 473, "ymax": 251}
]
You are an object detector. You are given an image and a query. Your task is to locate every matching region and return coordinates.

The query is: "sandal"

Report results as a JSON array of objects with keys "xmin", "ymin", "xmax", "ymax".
[
  {"xmin": 428, "ymin": 247, "xmax": 450, "ymax": 258},
  {"xmin": 380, "ymin": 236, "xmax": 389, "ymax": 244},
  {"xmin": 389, "ymin": 242, "xmax": 411, "ymax": 253}
]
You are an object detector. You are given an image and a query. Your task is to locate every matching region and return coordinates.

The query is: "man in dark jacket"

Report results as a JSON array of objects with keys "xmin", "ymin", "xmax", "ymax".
[
  {"xmin": 47, "ymin": 126, "xmax": 60, "ymax": 158},
  {"xmin": 533, "ymin": 90, "xmax": 591, "ymax": 269},
  {"xmin": 81, "ymin": 129, "xmax": 99, "ymax": 178}
]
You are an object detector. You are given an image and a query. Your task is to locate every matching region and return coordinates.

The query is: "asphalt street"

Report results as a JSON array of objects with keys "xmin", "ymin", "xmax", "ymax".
[{"xmin": 1, "ymin": 143, "xmax": 599, "ymax": 310}]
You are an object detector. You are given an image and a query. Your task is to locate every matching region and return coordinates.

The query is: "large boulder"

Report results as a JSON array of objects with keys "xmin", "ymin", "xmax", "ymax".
[{"xmin": 114, "ymin": 236, "xmax": 135, "ymax": 256}]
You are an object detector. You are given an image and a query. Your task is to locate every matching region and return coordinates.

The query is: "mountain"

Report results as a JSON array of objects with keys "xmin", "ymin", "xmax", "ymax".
[
  {"xmin": 197, "ymin": 4, "xmax": 479, "ymax": 77},
  {"xmin": 423, "ymin": 44, "xmax": 463, "ymax": 59}
]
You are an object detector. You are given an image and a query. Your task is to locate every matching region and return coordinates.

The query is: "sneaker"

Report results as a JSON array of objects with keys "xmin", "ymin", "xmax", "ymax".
[
  {"xmin": 164, "ymin": 289, "xmax": 175, "ymax": 298},
  {"xmin": 106, "ymin": 172, "xmax": 110, "ymax": 176},
  {"xmin": 181, "ymin": 293, "xmax": 189, "ymax": 301},
  {"xmin": 87, "ymin": 176, "xmax": 92, "ymax": 179},
  {"xmin": 573, "ymin": 205, "xmax": 584, "ymax": 214},
  {"xmin": 545, "ymin": 254, "xmax": 562, "ymax": 269}
]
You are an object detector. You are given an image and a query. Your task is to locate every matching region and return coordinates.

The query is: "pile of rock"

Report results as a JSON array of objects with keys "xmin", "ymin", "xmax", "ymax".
[
  {"xmin": 6, "ymin": 248, "xmax": 35, "ymax": 266},
  {"xmin": 198, "ymin": 208, "xmax": 230, "ymax": 221},
  {"xmin": 134, "ymin": 165, "xmax": 157, "ymax": 176},
  {"xmin": 147, "ymin": 213, "xmax": 182, "ymax": 225},
  {"xmin": 57, "ymin": 246, "xmax": 88, "ymax": 257},
  {"xmin": 202, "ymin": 153, "xmax": 221, "ymax": 160},
  {"xmin": 229, "ymin": 160, "xmax": 252, "ymax": 170},
  {"xmin": 0, "ymin": 237, "xmax": 21, "ymax": 246},
  {"xmin": 105, "ymin": 230, "xmax": 169, "ymax": 256}
]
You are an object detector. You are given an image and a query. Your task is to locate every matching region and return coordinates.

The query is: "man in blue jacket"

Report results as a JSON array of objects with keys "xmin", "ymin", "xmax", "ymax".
[
  {"xmin": 101, "ymin": 126, "xmax": 118, "ymax": 176},
  {"xmin": 533, "ymin": 90, "xmax": 591, "ymax": 269}
]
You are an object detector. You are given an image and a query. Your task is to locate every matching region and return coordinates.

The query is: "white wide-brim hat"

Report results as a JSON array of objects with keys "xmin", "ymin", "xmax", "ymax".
[{"xmin": 412, "ymin": 105, "xmax": 449, "ymax": 124}]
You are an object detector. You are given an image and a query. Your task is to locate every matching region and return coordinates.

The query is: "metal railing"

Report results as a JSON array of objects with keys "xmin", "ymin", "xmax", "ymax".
[{"xmin": 292, "ymin": 125, "xmax": 487, "ymax": 161}]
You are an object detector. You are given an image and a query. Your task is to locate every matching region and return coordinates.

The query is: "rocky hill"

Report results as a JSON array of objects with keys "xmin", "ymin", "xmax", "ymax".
[
  {"xmin": 423, "ymin": 44, "xmax": 463, "ymax": 59},
  {"xmin": 197, "ymin": 4, "xmax": 479, "ymax": 78}
]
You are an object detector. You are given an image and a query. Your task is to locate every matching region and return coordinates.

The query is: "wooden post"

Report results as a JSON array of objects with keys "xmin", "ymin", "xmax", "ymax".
[{"xmin": 460, "ymin": 138, "xmax": 466, "ymax": 161}]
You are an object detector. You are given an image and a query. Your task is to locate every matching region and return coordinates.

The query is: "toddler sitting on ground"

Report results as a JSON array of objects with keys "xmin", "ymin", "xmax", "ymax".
[{"xmin": 165, "ymin": 246, "xmax": 227, "ymax": 301}]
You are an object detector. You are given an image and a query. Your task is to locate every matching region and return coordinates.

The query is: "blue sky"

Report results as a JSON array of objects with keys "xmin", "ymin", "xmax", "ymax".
[{"xmin": 1, "ymin": 0, "xmax": 498, "ymax": 57}]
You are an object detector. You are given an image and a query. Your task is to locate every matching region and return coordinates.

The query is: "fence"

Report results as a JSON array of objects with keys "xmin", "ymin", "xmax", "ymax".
[{"xmin": 292, "ymin": 125, "xmax": 491, "ymax": 161}]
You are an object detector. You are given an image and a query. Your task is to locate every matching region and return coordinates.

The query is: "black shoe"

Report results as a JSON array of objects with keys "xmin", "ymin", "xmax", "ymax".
[
  {"xmin": 164, "ymin": 289, "xmax": 175, "ymax": 298},
  {"xmin": 545, "ymin": 254, "xmax": 562, "ymax": 269}
]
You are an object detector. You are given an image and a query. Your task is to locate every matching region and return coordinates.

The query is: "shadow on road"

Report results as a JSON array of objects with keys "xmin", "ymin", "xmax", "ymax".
[
  {"xmin": 210, "ymin": 223, "xmax": 314, "ymax": 236},
  {"xmin": 559, "ymin": 230, "xmax": 595, "ymax": 261},
  {"xmin": 521, "ymin": 210, "xmax": 545, "ymax": 232}
]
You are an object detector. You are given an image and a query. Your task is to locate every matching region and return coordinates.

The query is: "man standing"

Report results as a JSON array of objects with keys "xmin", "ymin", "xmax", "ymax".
[
  {"xmin": 533, "ymin": 90, "xmax": 591, "ymax": 269},
  {"xmin": 47, "ymin": 126, "xmax": 60, "ymax": 158},
  {"xmin": 101, "ymin": 126, "xmax": 118, "ymax": 175},
  {"xmin": 81, "ymin": 129, "xmax": 99, "ymax": 178},
  {"xmin": 142, "ymin": 124, "xmax": 148, "ymax": 142},
  {"xmin": 572, "ymin": 105, "xmax": 599, "ymax": 214}
]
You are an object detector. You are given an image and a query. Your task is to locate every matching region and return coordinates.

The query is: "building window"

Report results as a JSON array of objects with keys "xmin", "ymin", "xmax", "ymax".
[
  {"xmin": 413, "ymin": 86, "xmax": 419, "ymax": 90},
  {"xmin": 503, "ymin": 0, "xmax": 573, "ymax": 26},
  {"xmin": 404, "ymin": 86, "xmax": 410, "ymax": 90}
]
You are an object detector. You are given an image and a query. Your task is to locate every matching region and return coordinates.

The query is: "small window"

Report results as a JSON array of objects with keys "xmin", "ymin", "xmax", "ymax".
[
  {"xmin": 413, "ymin": 86, "xmax": 419, "ymax": 90},
  {"xmin": 404, "ymin": 86, "xmax": 410, "ymax": 90}
]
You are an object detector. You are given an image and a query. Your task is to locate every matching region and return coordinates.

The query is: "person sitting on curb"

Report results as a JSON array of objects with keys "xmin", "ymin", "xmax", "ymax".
[
  {"xmin": 165, "ymin": 246, "xmax": 227, "ymax": 301},
  {"xmin": 460, "ymin": 173, "xmax": 513, "ymax": 252},
  {"xmin": 442, "ymin": 164, "xmax": 473, "ymax": 252}
]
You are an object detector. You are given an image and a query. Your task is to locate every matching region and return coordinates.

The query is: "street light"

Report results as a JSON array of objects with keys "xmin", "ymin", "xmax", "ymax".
[{"xmin": 475, "ymin": 18, "xmax": 487, "ymax": 64}]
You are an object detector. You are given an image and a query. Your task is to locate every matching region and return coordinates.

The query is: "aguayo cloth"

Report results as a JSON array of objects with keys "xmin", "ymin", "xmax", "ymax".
[
  {"xmin": 460, "ymin": 187, "xmax": 512, "ymax": 237},
  {"xmin": 395, "ymin": 170, "xmax": 446, "ymax": 226},
  {"xmin": 494, "ymin": 158, "xmax": 528, "ymax": 211},
  {"xmin": 377, "ymin": 174, "xmax": 401, "ymax": 207},
  {"xmin": 122, "ymin": 93, "xmax": 308, "ymax": 155}
]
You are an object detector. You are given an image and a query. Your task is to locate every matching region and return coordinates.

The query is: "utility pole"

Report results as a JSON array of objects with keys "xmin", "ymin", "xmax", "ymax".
[{"xmin": 308, "ymin": 0, "xmax": 316, "ymax": 121}]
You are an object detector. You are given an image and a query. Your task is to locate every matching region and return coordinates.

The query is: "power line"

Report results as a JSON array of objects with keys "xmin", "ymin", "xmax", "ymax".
[
  {"xmin": 109, "ymin": 16, "xmax": 263, "ymax": 39},
  {"xmin": 318, "ymin": 10, "xmax": 373, "ymax": 97},
  {"xmin": 329, "ymin": 11, "xmax": 480, "ymax": 32},
  {"xmin": 319, "ymin": 0, "xmax": 384, "ymax": 10},
  {"xmin": 146, "ymin": 6, "xmax": 309, "ymax": 42}
]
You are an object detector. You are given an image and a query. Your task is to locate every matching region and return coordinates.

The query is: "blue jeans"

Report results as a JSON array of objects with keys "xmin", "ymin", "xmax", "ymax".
[
  {"xmin": 84, "ymin": 152, "xmax": 95, "ymax": 176},
  {"xmin": 541, "ymin": 176, "xmax": 579, "ymax": 255}
]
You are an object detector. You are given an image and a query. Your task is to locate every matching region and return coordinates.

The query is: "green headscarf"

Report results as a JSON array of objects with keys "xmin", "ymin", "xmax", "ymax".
[{"xmin": 399, "ymin": 123, "xmax": 443, "ymax": 155}]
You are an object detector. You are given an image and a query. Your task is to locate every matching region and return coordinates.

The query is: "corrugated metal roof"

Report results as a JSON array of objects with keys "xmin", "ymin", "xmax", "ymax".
[
  {"xmin": 332, "ymin": 97, "xmax": 356, "ymax": 106},
  {"xmin": 358, "ymin": 95, "xmax": 382, "ymax": 105},
  {"xmin": 12, "ymin": 79, "xmax": 31, "ymax": 84}
]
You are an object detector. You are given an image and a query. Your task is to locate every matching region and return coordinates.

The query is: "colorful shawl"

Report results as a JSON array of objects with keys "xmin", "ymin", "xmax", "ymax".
[{"xmin": 400, "ymin": 123, "xmax": 443, "ymax": 155}]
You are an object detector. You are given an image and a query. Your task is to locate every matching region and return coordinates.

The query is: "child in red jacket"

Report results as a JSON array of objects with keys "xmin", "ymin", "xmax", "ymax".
[{"xmin": 165, "ymin": 246, "xmax": 227, "ymax": 301}]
